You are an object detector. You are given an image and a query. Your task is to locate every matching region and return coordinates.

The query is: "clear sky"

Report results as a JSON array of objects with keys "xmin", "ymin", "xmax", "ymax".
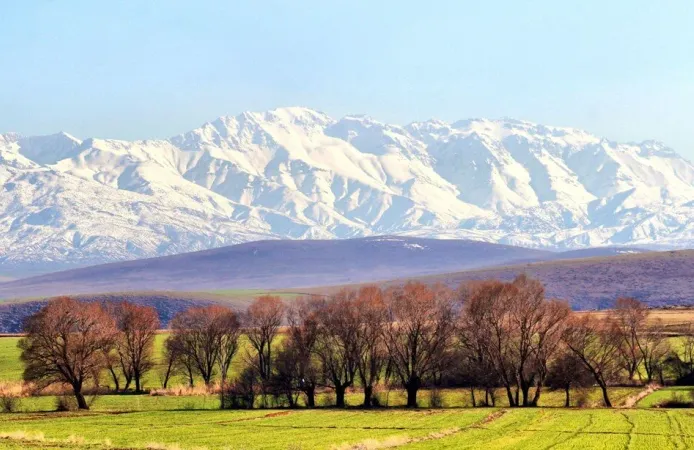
[{"xmin": 2, "ymin": 1, "xmax": 694, "ymax": 157}]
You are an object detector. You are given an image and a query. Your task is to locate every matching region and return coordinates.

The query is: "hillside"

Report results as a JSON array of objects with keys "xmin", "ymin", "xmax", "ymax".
[
  {"xmin": 0, "ymin": 236, "xmax": 554, "ymax": 301},
  {"xmin": 388, "ymin": 249, "xmax": 694, "ymax": 309},
  {"xmin": 2, "ymin": 107, "xmax": 694, "ymax": 275}
]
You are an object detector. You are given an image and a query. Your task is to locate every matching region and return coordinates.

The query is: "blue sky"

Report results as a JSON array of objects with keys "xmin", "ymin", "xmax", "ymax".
[{"xmin": 2, "ymin": 1, "xmax": 694, "ymax": 156}]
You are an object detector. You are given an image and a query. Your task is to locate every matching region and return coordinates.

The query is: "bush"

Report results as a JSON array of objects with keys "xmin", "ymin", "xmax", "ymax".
[
  {"xmin": 429, "ymin": 388, "xmax": 444, "ymax": 408},
  {"xmin": 55, "ymin": 396, "xmax": 78, "ymax": 412},
  {"xmin": 220, "ymin": 367, "xmax": 258, "ymax": 410},
  {"xmin": 319, "ymin": 391, "xmax": 336, "ymax": 407},
  {"xmin": 0, "ymin": 395, "xmax": 21, "ymax": 413},
  {"xmin": 573, "ymin": 389, "xmax": 590, "ymax": 408}
]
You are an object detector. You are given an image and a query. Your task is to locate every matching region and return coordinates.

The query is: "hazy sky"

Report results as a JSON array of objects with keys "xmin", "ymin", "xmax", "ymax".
[{"xmin": 2, "ymin": 1, "xmax": 694, "ymax": 157}]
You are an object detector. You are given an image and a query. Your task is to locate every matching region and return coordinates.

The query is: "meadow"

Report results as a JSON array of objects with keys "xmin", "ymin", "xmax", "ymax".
[
  {"xmin": 2, "ymin": 407, "xmax": 694, "ymax": 449},
  {"xmin": 1, "ymin": 329, "xmax": 694, "ymax": 449}
]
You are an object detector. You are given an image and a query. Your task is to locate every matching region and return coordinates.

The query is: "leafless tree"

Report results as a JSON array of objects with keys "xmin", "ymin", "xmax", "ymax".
[
  {"xmin": 545, "ymin": 349, "xmax": 594, "ymax": 407},
  {"xmin": 285, "ymin": 297, "xmax": 322, "ymax": 407},
  {"xmin": 159, "ymin": 337, "xmax": 181, "ymax": 388},
  {"xmin": 354, "ymin": 285, "xmax": 388, "ymax": 407},
  {"xmin": 19, "ymin": 297, "xmax": 117, "ymax": 410},
  {"xmin": 382, "ymin": 282, "xmax": 456, "ymax": 408},
  {"xmin": 244, "ymin": 295, "xmax": 285, "ymax": 382},
  {"xmin": 215, "ymin": 310, "xmax": 242, "ymax": 394},
  {"xmin": 111, "ymin": 302, "xmax": 160, "ymax": 393},
  {"xmin": 638, "ymin": 319, "xmax": 670, "ymax": 384},
  {"xmin": 169, "ymin": 305, "xmax": 240, "ymax": 386},
  {"xmin": 610, "ymin": 297, "xmax": 648, "ymax": 381},
  {"xmin": 314, "ymin": 290, "xmax": 360, "ymax": 408},
  {"xmin": 562, "ymin": 314, "xmax": 622, "ymax": 407},
  {"xmin": 461, "ymin": 276, "xmax": 570, "ymax": 407}
]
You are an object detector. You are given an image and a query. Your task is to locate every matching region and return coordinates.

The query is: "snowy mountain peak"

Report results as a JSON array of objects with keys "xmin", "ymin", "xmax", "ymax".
[{"xmin": 2, "ymin": 107, "xmax": 694, "ymax": 270}]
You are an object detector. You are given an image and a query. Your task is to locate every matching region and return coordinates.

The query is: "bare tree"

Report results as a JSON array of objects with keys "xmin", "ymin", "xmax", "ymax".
[
  {"xmin": 461, "ymin": 276, "xmax": 570, "ymax": 407},
  {"xmin": 111, "ymin": 302, "xmax": 160, "ymax": 393},
  {"xmin": 244, "ymin": 296, "xmax": 285, "ymax": 382},
  {"xmin": 545, "ymin": 349, "xmax": 594, "ymax": 407},
  {"xmin": 382, "ymin": 282, "xmax": 456, "ymax": 408},
  {"xmin": 354, "ymin": 286, "xmax": 388, "ymax": 407},
  {"xmin": 457, "ymin": 281, "xmax": 501, "ymax": 406},
  {"xmin": 314, "ymin": 290, "xmax": 360, "ymax": 408},
  {"xmin": 19, "ymin": 297, "xmax": 117, "ymax": 410},
  {"xmin": 159, "ymin": 337, "xmax": 181, "ymax": 389},
  {"xmin": 169, "ymin": 305, "xmax": 239, "ymax": 386},
  {"xmin": 610, "ymin": 297, "xmax": 648, "ymax": 381},
  {"xmin": 285, "ymin": 297, "xmax": 322, "ymax": 407},
  {"xmin": 562, "ymin": 314, "xmax": 622, "ymax": 407},
  {"xmin": 638, "ymin": 319, "xmax": 670, "ymax": 384},
  {"xmin": 215, "ymin": 309, "xmax": 242, "ymax": 396}
]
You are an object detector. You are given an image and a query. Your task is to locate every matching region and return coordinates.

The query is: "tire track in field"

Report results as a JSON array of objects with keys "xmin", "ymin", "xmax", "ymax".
[
  {"xmin": 667, "ymin": 410, "xmax": 686, "ymax": 449},
  {"xmin": 620, "ymin": 411, "xmax": 635, "ymax": 449},
  {"xmin": 543, "ymin": 409, "xmax": 594, "ymax": 449},
  {"xmin": 330, "ymin": 409, "xmax": 508, "ymax": 449}
]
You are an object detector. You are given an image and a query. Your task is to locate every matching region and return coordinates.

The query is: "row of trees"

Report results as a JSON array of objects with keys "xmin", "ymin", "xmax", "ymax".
[
  {"xmin": 18, "ymin": 277, "xmax": 684, "ymax": 410},
  {"xmin": 19, "ymin": 298, "xmax": 159, "ymax": 409}
]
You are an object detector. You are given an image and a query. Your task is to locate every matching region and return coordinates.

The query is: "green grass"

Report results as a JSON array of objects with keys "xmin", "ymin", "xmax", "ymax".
[
  {"xmin": 637, "ymin": 386, "xmax": 694, "ymax": 408},
  {"xmin": 0, "ymin": 337, "xmax": 21, "ymax": 382},
  {"xmin": 2, "ymin": 408, "xmax": 694, "ymax": 449},
  {"xmin": 1, "ymin": 336, "xmax": 691, "ymax": 449}
]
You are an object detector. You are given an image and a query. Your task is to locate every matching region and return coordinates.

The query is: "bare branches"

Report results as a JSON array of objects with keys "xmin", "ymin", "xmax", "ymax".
[
  {"xmin": 19, "ymin": 297, "xmax": 117, "ymax": 410},
  {"xmin": 382, "ymin": 282, "xmax": 456, "ymax": 408}
]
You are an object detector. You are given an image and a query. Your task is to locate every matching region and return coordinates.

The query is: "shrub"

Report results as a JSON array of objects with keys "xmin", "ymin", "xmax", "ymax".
[
  {"xmin": 0, "ymin": 395, "xmax": 21, "ymax": 413},
  {"xmin": 55, "ymin": 396, "xmax": 78, "ymax": 412},
  {"xmin": 429, "ymin": 389, "xmax": 444, "ymax": 408}
]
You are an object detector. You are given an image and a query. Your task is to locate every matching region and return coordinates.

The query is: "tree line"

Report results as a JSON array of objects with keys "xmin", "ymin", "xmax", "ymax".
[{"xmin": 18, "ymin": 276, "xmax": 687, "ymax": 410}]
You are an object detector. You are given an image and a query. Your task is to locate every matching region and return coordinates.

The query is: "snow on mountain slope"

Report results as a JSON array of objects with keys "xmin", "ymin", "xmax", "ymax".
[{"xmin": 1, "ymin": 107, "xmax": 694, "ymax": 270}]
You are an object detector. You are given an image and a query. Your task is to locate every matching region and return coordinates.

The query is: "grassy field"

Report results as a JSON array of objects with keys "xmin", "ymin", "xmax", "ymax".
[
  {"xmin": 1, "ymin": 335, "xmax": 694, "ymax": 449},
  {"xmin": 2, "ymin": 407, "xmax": 694, "ymax": 449}
]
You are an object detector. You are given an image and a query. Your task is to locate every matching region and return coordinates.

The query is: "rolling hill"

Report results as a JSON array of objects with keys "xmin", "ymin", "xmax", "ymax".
[
  {"xmin": 381, "ymin": 249, "xmax": 694, "ymax": 310},
  {"xmin": 0, "ymin": 236, "xmax": 557, "ymax": 301}
]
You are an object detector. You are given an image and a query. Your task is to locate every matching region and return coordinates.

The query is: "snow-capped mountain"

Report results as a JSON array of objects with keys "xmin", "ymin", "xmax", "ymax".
[{"xmin": 2, "ymin": 107, "xmax": 694, "ymax": 269}]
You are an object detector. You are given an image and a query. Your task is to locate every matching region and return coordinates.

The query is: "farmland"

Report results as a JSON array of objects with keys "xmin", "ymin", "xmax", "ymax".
[
  {"xmin": 2, "ymin": 407, "xmax": 694, "ymax": 449},
  {"xmin": 1, "ymin": 301, "xmax": 694, "ymax": 450},
  {"xmin": 0, "ymin": 333, "xmax": 693, "ymax": 449}
]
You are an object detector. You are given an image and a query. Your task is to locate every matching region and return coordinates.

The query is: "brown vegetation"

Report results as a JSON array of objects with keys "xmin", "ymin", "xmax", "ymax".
[{"xmin": 17, "ymin": 276, "xmax": 678, "ymax": 411}]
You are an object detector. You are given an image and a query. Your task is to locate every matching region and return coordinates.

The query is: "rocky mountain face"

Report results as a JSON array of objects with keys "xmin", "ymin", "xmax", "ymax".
[{"xmin": 2, "ymin": 107, "xmax": 693, "ymax": 270}]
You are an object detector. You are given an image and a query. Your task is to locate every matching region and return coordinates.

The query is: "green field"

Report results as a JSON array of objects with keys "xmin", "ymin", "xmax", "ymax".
[
  {"xmin": 2, "ymin": 335, "xmax": 694, "ymax": 449},
  {"xmin": 2, "ymin": 407, "xmax": 694, "ymax": 449}
]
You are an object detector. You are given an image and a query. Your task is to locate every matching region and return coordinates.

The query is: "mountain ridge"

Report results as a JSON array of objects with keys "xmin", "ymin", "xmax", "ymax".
[{"xmin": 2, "ymin": 106, "xmax": 694, "ymax": 270}]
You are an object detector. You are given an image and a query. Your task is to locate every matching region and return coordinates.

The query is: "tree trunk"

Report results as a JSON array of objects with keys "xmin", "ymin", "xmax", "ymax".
[
  {"xmin": 305, "ymin": 387, "xmax": 316, "ymax": 408},
  {"xmin": 505, "ymin": 386, "xmax": 515, "ymax": 407},
  {"xmin": 564, "ymin": 385, "xmax": 570, "ymax": 407},
  {"xmin": 520, "ymin": 382, "xmax": 531, "ymax": 406},
  {"xmin": 531, "ymin": 383, "xmax": 542, "ymax": 406},
  {"xmin": 599, "ymin": 381, "xmax": 612, "ymax": 407},
  {"xmin": 514, "ymin": 387, "xmax": 520, "ymax": 407},
  {"xmin": 335, "ymin": 385, "xmax": 346, "ymax": 408},
  {"xmin": 187, "ymin": 367, "xmax": 194, "ymax": 388},
  {"xmin": 406, "ymin": 384, "xmax": 418, "ymax": 408},
  {"xmin": 470, "ymin": 387, "xmax": 476, "ymax": 407},
  {"xmin": 135, "ymin": 373, "xmax": 142, "ymax": 394},
  {"xmin": 363, "ymin": 385, "xmax": 373, "ymax": 407},
  {"xmin": 74, "ymin": 389, "xmax": 89, "ymax": 410},
  {"xmin": 108, "ymin": 367, "xmax": 120, "ymax": 392}
]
